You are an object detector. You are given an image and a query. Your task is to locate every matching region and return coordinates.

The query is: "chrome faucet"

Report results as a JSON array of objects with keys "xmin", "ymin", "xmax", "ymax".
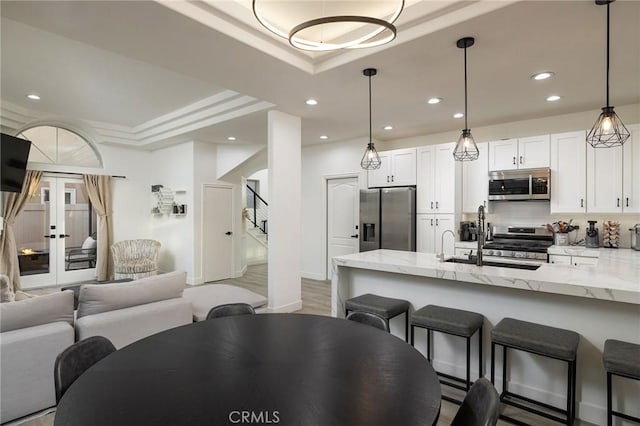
[
  {"xmin": 477, "ymin": 205, "xmax": 485, "ymax": 266},
  {"xmin": 438, "ymin": 229, "xmax": 456, "ymax": 262}
]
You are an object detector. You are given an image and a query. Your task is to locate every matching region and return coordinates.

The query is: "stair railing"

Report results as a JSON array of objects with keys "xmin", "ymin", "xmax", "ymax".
[{"xmin": 246, "ymin": 185, "xmax": 268, "ymax": 235}]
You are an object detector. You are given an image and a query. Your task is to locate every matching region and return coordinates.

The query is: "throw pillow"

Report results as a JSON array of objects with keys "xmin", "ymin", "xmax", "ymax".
[
  {"xmin": 82, "ymin": 236, "xmax": 97, "ymax": 249},
  {"xmin": 0, "ymin": 290, "xmax": 74, "ymax": 332}
]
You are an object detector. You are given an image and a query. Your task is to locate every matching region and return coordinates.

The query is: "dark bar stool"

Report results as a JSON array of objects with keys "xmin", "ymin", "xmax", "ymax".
[
  {"xmin": 410, "ymin": 305, "xmax": 484, "ymax": 404},
  {"xmin": 603, "ymin": 339, "xmax": 640, "ymax": 426},
  {"xmin": 491, "ymin": 318, "xmax": 579, "ymax": 426},
  {"xmin": 345, "ymin": 294, "xmax": 410, "ymax": 342}
]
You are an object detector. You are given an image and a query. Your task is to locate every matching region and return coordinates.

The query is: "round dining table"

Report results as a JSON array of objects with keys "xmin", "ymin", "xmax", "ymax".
[{"xmin": 54, "ymin": 313, "xmax": 441, "ymax": 425}]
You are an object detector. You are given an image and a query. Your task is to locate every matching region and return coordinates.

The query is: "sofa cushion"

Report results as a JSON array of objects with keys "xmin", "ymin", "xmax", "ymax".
[
  {"xmin": 0, "ymin": 290, "xmax": 74, "ymax": 333},
  {"xmin": 183, "ymin": 284, "xmax": 267, "ymax": 322},
  {"xmin": 77, "ymin": 271, "xmax": 186, "ymax": 319}
]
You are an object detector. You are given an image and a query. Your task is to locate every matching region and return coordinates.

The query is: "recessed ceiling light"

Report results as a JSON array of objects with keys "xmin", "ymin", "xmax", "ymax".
[
  {"xmin": 532, "ymin": 71, "xmax": 554, "ymax": 81},
  {"xmin": 383, "ymin": 125, "xmax": 393, "ymax": 130},
  {"xmin": 319, "ymin": 135, "xmax": 329, "ymax": 140},
  {"xmin": 427, "ymin": 97, "xmax": 442, "ymax": 104},
  {"xmin": 453, "ymin": 113, "xmax": 464, "ymax": 119},
  {"xmin": 305, "ymin": 99, "xmax": 318, "ymax": 106},
  {"xmin": 546, "ymin": 95, "xmax": 561, "ymax": 102},
  {"xmin": 26, "ymin": 94, "xmax": 41, "ymax": 100},
  {"xmin": 227, "ymin": 136, "xmax": 236, "ymax": 141}
]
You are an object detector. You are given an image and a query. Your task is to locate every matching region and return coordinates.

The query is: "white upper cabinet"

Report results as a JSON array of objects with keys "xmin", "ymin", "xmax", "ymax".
[
  {"xmin": 550, "ymin": 131, "xmax": 587, "ymax": 213},
  {"xmin": 462, "ymin": 142, "xmax": 489, "ymax": 213},
  {"xmin": 488, "ymin": 138, "xmax": 518, "ymax": 171},
  {"xmin": 623, "ymin": 124, "xmax": 640, "ymax": 213},
  {"xmin": 367, "ymin": 148, "xmax": 416, "ymax": 188},
  {"xmin": 519, "ymin": 135, "xmax": 551, "ymax": 168},
  {"xmin": 489, "ymin": 135, "xmax": 550, "ymax": 171},
  {"xmin": 416, "ymin": 142, "xmax": 458, "ymax": 214},
  {"xmin": 585, "ymin": 123, "xmax": 639, "ymax": 213},
  {"xmin": 587, "ymin": 143, "xmax": 623, "ymax": 213}
]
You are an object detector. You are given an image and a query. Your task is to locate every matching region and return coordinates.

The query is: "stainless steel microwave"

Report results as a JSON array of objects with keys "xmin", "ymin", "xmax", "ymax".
[{"xmin": 488, "ymin": 168, "xmax": 551, "ymax": 201}]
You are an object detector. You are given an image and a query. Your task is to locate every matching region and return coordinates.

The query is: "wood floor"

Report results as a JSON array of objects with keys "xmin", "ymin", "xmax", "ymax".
[{"xmin": 17, "ymin": 264, "xmax": 594, "ymax": 426}]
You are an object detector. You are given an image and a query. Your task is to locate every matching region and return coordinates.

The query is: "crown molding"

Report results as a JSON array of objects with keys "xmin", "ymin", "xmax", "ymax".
[{"xmin": 0, "ymin": 89, "xmax": 274, "ymax": 149}]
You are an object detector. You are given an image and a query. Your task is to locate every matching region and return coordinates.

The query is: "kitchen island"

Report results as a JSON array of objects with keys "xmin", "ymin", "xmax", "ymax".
[{"xmin": 331, "ymin": 249, "xmax": 640, "ymax": 425}]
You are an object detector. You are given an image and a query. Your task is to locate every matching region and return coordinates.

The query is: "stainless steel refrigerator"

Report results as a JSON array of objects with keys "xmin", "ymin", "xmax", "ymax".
[{"xmin": 360, "ymin": 187, "xmax": 416, "ymax": 252}]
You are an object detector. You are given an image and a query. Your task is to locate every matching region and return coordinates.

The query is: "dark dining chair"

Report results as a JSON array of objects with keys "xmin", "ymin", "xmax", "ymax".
[
  {"xmin": 54, "ymin": 336, "xmax": 116, "ymax": 403},
  {"xmin": 451, "ymin": 378, "xmax": 500, "ymax": 426},
  {"xmin": 206, "ymin": 303, "xmax": 256, "ymax": 320},
  {"xmin": 346, "ymin": 311, "xmax": 390, "ymax": 332}
]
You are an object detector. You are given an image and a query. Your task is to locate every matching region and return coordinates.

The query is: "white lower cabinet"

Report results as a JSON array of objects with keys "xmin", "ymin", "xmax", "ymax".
[{"xmin": 417, "ymin": 214, "xmax": 456, "ymax": 255}]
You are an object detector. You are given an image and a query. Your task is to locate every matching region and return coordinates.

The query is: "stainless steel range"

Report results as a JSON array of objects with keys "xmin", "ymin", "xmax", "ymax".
[{"xmin": 482, "ymin": 225, "xmax": 553, "ymax": 262}]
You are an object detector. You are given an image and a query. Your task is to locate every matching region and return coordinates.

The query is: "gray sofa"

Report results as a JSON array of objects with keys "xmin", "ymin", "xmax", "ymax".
[
  {"xmin": 75, "ymin": 271, "xmax": 193, "ymax": 349},
  {"xmin": 0, "ymin": 271, "xmax": 267, "ymax": 423},
  {"xmin": 0, "ymin": 291, "xmax": 75, "ymax": 423}
]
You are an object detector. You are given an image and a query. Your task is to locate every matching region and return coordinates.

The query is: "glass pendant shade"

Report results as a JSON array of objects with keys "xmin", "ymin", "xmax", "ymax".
[
  {"xmin": 587, "ymin": 0, "xmax": 628, "ymax": 148},
  {"xmin": 587, "ymin": 106, "xmax": 630, "ymax": 147},
  {"xmin": 361, "ymin": 142, "xmax": 382, "ymax": 169},
  {"xmin": 453, "ymin": 129, "xmax": 480, "ymax": 161}
]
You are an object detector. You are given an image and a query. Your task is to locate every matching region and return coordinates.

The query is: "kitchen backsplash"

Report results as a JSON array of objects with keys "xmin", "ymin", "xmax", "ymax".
[{"xmin": 462, "ymin": 201, "xmax": 640, "ymax": 249}]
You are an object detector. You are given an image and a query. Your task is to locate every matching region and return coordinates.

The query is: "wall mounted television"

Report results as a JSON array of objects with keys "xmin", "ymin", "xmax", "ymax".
[{"xmin": 1, "ymin": 133, "xmax": 32, "ymax": 193}]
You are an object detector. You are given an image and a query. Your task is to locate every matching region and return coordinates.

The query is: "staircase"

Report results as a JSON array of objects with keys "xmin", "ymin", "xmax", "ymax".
[{"xmin": 245, "ymin": 185, "xmax": 268, "ymax": 264}]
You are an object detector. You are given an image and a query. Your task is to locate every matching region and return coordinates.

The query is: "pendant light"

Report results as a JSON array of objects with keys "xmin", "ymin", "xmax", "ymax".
[
  {"xmin": 453, "ymin": 37, "xmax": 479, "ymax": 161},
  {"xmin": 586, "ymin": 0, "xmax": 630, "ymax": 148},
  {"xmin": 361, "ymin": 68, "xmax": 382, "ymax": 170}
]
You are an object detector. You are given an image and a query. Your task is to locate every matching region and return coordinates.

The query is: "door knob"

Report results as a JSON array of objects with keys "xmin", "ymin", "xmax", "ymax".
[
  {"xmin": 59, "ymin": 234, "xmax": 70, "ymax": 238},
  {"xmin": 350, "ymin": 234, "xmax": 359, "ymax": 238},
  {"xmin": 44, "ymin": 234, "xmax": 56, "ymax": 239},
  {"xmin": 225, "ymin": 231, "xmax": 233, "ymax": 235}
]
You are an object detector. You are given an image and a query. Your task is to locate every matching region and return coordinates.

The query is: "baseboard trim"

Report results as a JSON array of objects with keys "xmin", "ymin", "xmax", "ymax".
[
  {"xmin": 301, "ymin": 271, "xmax": 325, "ymax": 281},
  {"xmin": 267, "ymin": 299, "xmax": 303, "ymax": 313},
  {"xmin": 233, "ymin": 265, "xmax": 248, "ymax": 278},
  {"xmin": 246, "ymin": 258, "xmax": 267, "ymax": 266}
]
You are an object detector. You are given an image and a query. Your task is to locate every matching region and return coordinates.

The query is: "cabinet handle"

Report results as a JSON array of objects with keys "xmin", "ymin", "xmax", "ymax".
[
  {"xmin": 513, "ymin": 156, "xmax": 516, "ymax": 165},
  {"xmin": 436, "ymin": 218, "xmax": 439, "ymax": 226},
  {"xmin": 430, "ymin": 201, "xmax": 434, "ymax": 209},
  {"xmin": 617, "ymin": 198, "xmax": 620, "ymax": 208},
  {"xmin": 626, "ymin": 197, "xmax": 629, "ymax": 207},
  {"xmin": 386, "ymin": 176, "xmax": 390, "ymax": 183},
  {"xmin": 581, "ymin": 198, "xmax": 584, "ymax": 208},
  {"xmin": 483, "ymin": 200, "xmax": 486, "ymax": 208},
  {"xmin": 391, "ymin": 175, "xmax": 394, "ymax": 182},
  {"xmin": 430, "ymin": 219, "xmax": 434, "ymax": 226},
  {"xmin": 519, "ymin": 155, "xmax": 523, "ymax": 164},
  {"xmin": 435, "ymin": 201, "xmax": 439, "ymax": 209}
]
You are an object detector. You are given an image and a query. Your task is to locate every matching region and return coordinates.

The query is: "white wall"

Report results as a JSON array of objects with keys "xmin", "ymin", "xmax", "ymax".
[
  {"xmin": 301, "ymin": 137, "xmax": 370, "ymax": 280},
  {"xmin": 247, "ymin": 168, "xmax": 269, "ymax": 202},
  {"xmin": 150, "ymin": 142, "xmax": 195, "ymax": 280}
]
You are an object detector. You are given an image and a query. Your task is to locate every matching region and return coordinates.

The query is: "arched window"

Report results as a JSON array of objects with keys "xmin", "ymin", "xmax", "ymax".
[{"xmin": 17, "ymin": 125, "xmax": 102, "ymax": 167}]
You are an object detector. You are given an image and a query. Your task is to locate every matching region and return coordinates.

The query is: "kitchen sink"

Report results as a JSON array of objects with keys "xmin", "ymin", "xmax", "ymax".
[{"xmin": 444, "ymin": 257, "xmax": 541, "ymax": 270}]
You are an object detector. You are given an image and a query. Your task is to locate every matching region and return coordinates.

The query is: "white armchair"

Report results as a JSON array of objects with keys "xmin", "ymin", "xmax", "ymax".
[{"xmin": 111, "ymin": 239, "xmax": 161, "ymax": 280}]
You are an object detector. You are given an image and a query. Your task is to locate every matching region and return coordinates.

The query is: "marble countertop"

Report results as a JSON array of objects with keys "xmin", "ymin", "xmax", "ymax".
[{"xmin": 333, "ymin": 249, "xmax": 640, "ymax": 305}]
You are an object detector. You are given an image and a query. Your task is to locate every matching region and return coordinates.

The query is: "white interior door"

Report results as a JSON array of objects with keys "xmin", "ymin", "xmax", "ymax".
[
  {"xmin": 327, "ymin": 177, "xmax": 359, "ymax": 279},
  {"xmin": 18, "ymin": 177, "xmax": 97, "ymax": 288},
  {"xmin": 203, "ymin": 185, "xmax": 233, "ymax": 282}
]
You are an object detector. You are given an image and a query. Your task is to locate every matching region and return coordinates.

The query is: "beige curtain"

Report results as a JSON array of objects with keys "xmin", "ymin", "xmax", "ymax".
[
  {"xmin": 0, "ymin": 170, "xmax": 43, "ymax": 292},
  {"xmin": 83, "ymin": 174, "xmax": 113, "ymax": 281}
]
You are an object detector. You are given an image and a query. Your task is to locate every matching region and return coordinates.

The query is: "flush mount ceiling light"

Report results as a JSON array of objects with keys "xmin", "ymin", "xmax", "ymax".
[
  {"xmin": 26, "ymin": 94, "xmax": 41, "ymax": 100},
  {"xmin": 587, "ymin": 0, "xmax": 630, "ymax": 148},
  {"xmin": 427, "ymin": 97, "xmax": 442, "ymax": 104},
  {"xmin": 453, "ymin": 37, "xmax": 479, "ymax": 162},
  {"xmin": 252, "ymin": 0, "xmax": 404, "ymax": 51},
  {"xmin": 305, "ymin": 99, "xmax": 318, "ymax": 105},
  {"xmin": 383, "ymin": 125, "xmax": 393, "ymax": 130},
  {"xmin": 227, "ymin": 136, "xmax": 236, "ymax": 141},
  {"xmin": 360, "ymin": 68, "xmax": 382, "ymax": 170},
  {"xmin": 320, "ymin": 135, "xmax": 329, "ymax": 140},
  {"xmin": 531, "ymin": 71, "xmax": 554, "ymax": 81},
  {"xmin": 453, "ymin": 113, "xmax": 464, "ymax": 119},
  {"xmin": 546, "ymin": 95, "xmax": 561, "ymax": 102}
]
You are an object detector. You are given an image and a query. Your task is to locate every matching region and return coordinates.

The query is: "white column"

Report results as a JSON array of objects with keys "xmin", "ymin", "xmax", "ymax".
[{"xmin": 267, "ymin": 110, "xmax": 302, "ymax": 312}]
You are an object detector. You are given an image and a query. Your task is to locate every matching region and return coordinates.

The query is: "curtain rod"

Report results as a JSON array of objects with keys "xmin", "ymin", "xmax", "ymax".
[{"xmin": 37, "ymin": 170, "xmax": 126, "ymax": 179}]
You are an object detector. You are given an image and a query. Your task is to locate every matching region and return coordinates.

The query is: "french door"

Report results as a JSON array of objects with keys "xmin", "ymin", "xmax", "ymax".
[{"xmin": 16, "ymin": 177, "xmax": 97, "ymax": 288}]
